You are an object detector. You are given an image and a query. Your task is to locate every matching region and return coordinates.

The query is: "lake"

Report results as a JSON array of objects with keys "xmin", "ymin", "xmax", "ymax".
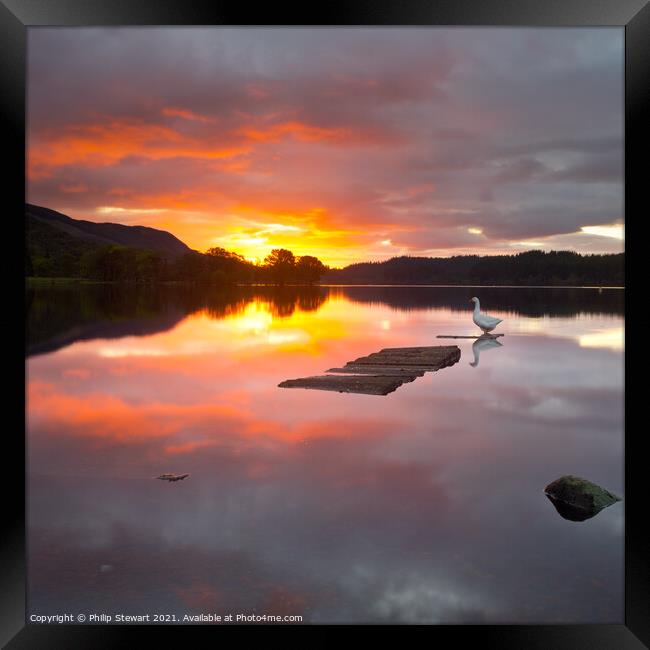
[{"xmin": 26, "ymin": 284, "xmax": 624, "ymax": 624}]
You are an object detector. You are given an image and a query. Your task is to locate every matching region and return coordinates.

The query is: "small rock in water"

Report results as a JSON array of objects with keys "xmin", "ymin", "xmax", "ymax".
[
  {"xmin": 544, "ymin": 475, "xmax": 621, "ymax": 522},
  {"xmin": 99, "ymin": 564, "xmax": 114, "ymax": 573}
]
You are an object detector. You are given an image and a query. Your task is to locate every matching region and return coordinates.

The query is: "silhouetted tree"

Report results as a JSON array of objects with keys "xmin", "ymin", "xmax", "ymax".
[
  {"xmin": 296, "ymin": 255, "xmax": 328, "ymax": 285},
  {"xmin": 264, "ymin": 248, "xmax": 296, "ymax": 285},
  {"xmin": 205, "ymin": 247, "xmax": 245, "ymax": 262},
  {"xmin": 204, "ymin": 247, "xmax": 251, "ymax": 283}
]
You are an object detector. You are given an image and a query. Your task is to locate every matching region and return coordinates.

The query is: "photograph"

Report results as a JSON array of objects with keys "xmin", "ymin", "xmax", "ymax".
[
  {"xmin": 23, "ymin": 25, "xmax": 626, "ymax": 626},
  {"xmin": 4, "ymin": 3, "xmax": 642, "ymax": 635}
]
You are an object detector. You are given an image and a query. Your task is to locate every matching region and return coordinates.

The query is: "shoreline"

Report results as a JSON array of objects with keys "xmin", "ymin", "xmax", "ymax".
[{"xmin": 26, "ymin": 277, "xmax": 625, "ymax": 290}]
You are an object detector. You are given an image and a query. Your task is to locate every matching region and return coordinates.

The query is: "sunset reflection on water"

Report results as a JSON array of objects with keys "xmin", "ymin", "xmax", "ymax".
[{"xmin": 27, "ymin": 286, "xmax": 624, "ymax": 623}]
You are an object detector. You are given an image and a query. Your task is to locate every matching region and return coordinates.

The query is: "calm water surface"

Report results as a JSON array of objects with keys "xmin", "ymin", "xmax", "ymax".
[{"xmin": 26, "ymin": 285, "xmax": 624, "ymax": 623}]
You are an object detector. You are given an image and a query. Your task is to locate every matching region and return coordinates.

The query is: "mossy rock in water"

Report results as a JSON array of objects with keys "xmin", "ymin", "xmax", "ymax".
[{"xmin": 544, "ymin": 475, "xmax": 621, "ymax": 522}]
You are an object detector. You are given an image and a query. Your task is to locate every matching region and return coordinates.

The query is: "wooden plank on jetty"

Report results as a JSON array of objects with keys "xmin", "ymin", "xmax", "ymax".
[
  {"xmin": 349, "ymin": 345, "xmax": 461, "ymax": 368},
  {"xmin": 278, "ymin": 375, "xmax": 410, "ymax": 396},
  {"xmin": 325, "ymin": 365, "xmax": 428, "ymax": 376}
]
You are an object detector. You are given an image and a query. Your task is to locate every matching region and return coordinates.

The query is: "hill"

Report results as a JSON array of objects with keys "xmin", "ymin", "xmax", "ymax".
[
  {"xmin": 26, "ymin": 204, "xmax": 194, "ymax": 279},
  {"xmin": 323, "ymin": 251, "xmax": 624, "ymax": 286},
  {"xmin": 26, "ymin": 204, "xmax": 191, "ymax": 257},
  {"xmin": 25, "ymin": 205, "xmax": 329, "ymax": 284}
]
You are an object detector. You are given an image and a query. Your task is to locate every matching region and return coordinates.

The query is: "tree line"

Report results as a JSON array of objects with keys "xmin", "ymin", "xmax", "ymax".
[
  {"xmin": 27, "ymin": 240, "xmax": 329, "ymax": 286},
  {"xmin": 323, "ymin": 250, "xmax": 624, "ymax": 286}
]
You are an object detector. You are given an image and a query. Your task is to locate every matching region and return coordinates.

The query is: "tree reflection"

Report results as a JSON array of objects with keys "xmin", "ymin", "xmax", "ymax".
[
  {"xmin": 27, "ymin": 283, "xmax": 621, "ymax": 358},
  {"xmin": 26, "ymin": 284, "xmax": 327, "ymax": 356},
  {"xmin": 335, "ymin": 286, "xmax": 623, "ymax": 317}
]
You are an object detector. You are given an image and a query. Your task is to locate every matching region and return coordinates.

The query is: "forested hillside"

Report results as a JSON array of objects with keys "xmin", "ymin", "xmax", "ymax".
[{"xmin": 323, "ymin": 250, "xmax": 624, "ymax": 286}]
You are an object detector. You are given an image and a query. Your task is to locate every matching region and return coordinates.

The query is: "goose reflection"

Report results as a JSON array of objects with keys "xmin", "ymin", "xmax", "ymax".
[{"xmin": 470, "ymin": 334, "xmax": 503, "ymax": 368}]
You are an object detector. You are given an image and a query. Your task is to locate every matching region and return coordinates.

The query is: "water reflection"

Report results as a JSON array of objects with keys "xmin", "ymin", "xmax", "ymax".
[
  {"xmin": 545, "ymin": 495, "xmax": 600, "ymax": 522},
  {"xmin": 26, "ymin": 284, "xmax": 624, "ymax": 623},
  {"xmin": 27, "ymin": 285, "xmax": 623, "ymax": 358},
  {"xmin": 469, "ymin": 335, "xmax": 503, "ymax": 368},
  {"xmin": 26, "ymin": 285, "xmax": 327, "ymax": 357},
  {"xmin": 578, "ymin": 327, "xmax": 624, "ymax": 351},
  {"xmin": 330, "ymin": 286, "xmax": 624, "ymax": 317}
]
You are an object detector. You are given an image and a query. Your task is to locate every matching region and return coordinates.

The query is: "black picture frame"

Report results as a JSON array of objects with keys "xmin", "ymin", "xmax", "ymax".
[{"xmin": 3, "ymin": 0, "xmax": 647, "ymax": 646}]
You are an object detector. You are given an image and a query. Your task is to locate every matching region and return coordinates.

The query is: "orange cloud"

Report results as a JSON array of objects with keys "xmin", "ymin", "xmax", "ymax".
[
  {"xmin": 238, "ymin": 120, "xmax": 351, "ymax": 143},
  {"xmin": 28, "ymin": 119, "xmax": 250, "ymax": 178},
  {"xmin": 28, "ymin": 115, "xmax": 368, "ymax": 181}
]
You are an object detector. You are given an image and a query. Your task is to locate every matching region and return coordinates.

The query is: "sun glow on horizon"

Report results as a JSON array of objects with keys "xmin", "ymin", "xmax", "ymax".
[
  {"xmin": 192, "ymin": 209, "xmax": 377, "ymax": 267},
  {"xmin": 580, "ymin": 224, "xmax": 624, "ymax": 240},
  {"xmin": 56, "ymin": 202, "xmax": 626, "ymax": 268}
]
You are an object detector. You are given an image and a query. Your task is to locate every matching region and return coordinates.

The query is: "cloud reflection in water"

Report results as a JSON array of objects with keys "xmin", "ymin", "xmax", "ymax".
[{"xmin": 27, "ymin": 286, "xmax": 623, "ymax": 623}]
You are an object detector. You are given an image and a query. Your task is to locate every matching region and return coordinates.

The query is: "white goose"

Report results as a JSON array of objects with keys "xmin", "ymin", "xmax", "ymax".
[{"xmin": 470, "ymin": 297, "xmax": 503, "ymax": 334}]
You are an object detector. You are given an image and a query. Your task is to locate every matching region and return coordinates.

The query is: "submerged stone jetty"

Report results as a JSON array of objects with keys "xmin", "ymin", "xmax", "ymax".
[
  {"xmin": 278, "ymin": 345, "xmax": 460, "ymax": 396},
  {"xmin": 544, "ymin": 475, "xmax": 621, "ymax": 521}
]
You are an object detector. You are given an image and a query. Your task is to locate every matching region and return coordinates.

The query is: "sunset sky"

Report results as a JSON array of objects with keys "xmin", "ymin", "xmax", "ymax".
[{"xmin": 27, "ymin": 28, "xmax": 624, "ymax": 267}]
